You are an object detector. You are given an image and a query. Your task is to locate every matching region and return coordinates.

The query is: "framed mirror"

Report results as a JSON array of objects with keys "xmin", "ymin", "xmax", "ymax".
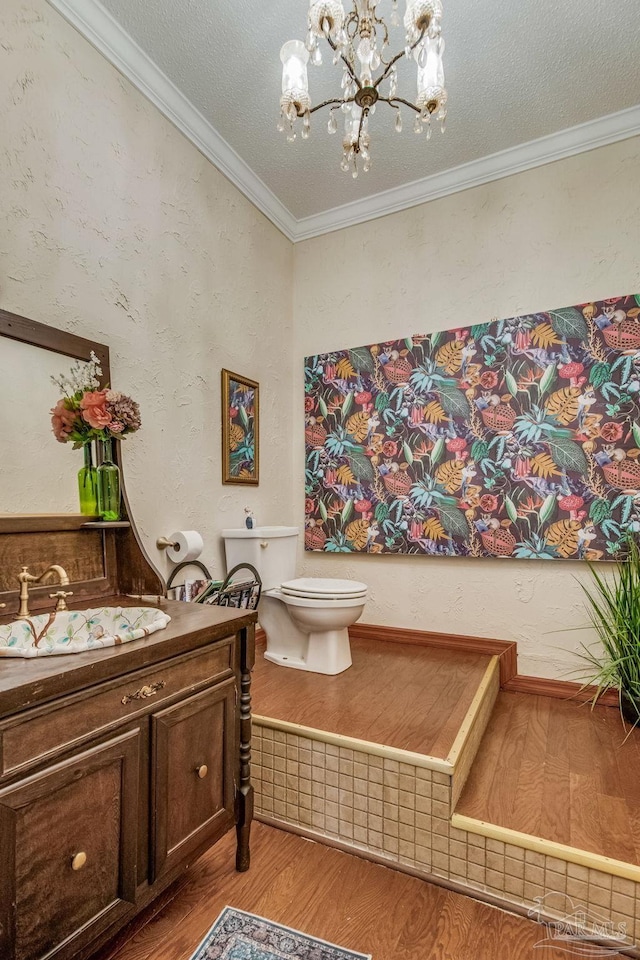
[
  {"xmin": 0, "ymin": 308, "xmax": 110, "ymax": 519},
  {"xmin": 0, "ymin": 308, "xmax": 164, "ymax": 606}
]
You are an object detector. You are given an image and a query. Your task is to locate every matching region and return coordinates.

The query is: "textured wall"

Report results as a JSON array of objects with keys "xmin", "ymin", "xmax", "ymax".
[
  {"xmin": 294, "ymin": 136, "xmax": 640, "ymax": 679},
  {"xmin": 0, "ymin": 0, "xmax": 294, "ymax": 578},
  {"xmin": 3, "ymin": 0, "xmax": 640, "ymax": 679}
]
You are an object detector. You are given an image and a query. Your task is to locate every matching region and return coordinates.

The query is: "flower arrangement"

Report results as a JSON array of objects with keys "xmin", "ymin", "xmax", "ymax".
[{"xmin": 50, "ymin": 352, "xmax": 141, "ymax": 445}]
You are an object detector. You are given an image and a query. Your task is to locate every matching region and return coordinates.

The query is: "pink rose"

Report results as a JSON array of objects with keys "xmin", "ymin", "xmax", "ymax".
[
  {"xmin": 51, "ymin": 399, "xmax": 77, "ymax": 443},
  {"xmin": 108, "ymin": 420, "xmax": 125, "ymax": 434},
  {"xmin": 80, "ymin": 390, "xmax": 111, "ymax": 429}
]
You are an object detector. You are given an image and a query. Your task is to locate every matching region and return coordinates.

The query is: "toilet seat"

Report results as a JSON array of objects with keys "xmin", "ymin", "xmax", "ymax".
[
  {"xmin": 277, "ymin": 591, "xmax": 367, "ymax": 609},
  {"xmin": 280, "ymin": 578, "xmax": 367, "ymax": 600},
  {"xmin": 281, "ymin": 587, "xmax": 367, "ymax": 600}
]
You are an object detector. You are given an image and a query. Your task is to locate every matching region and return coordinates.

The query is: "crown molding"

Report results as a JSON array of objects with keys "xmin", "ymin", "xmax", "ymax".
[
  {"xmin": 292, "ymin": 105, "xmax": 640, "ymax": 241},
  {"xmin": 46, "ymin": 0, "xmax": 640, "ymax": 245},
  {"xmin": 46, "ymin": 0, "xmax": 298, "ymax": 242}
]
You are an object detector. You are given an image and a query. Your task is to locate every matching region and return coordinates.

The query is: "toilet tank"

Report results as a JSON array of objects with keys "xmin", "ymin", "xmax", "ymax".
[{"xmin": 222, "ymin": 526, "xmax": 299, "ymax": 591}]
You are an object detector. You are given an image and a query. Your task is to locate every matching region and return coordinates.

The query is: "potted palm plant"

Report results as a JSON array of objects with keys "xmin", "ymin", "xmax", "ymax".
[{"xmin": 579, "ymin": 536, "xmax": 640, "ymax": 726}]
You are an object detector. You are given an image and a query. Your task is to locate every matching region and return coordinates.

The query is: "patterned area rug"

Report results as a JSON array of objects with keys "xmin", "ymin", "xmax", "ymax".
[{"xmin": 189, "ymin": 907, "xmax": 372, "ymax": 960}]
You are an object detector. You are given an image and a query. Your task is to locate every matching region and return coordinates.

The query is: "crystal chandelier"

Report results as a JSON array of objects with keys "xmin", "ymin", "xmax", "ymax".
[{"xmin": 277, "ymin": 1, "xmax": 447, "ymax": 178}]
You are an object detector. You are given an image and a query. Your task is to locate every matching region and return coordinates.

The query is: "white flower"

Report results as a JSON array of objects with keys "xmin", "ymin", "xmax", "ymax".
[{"xmin": 51, "ymin": 351, "xmax": 103, "ymax": 397}]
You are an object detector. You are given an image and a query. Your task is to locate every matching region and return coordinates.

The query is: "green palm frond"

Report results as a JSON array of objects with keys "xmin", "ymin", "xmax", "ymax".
[{"xmin": 578, "ymin": 536, "xmax": 640, "ymax": 722}]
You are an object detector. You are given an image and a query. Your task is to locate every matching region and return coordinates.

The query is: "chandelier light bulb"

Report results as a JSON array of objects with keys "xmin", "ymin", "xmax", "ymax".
[
  {"xmin": 416, "ymin": 35, "xmax": 447, "ymax": 117},
  {"xmin": 277, "ymin": 0, "xmax": 448, "ymax": 175},
  {"xmin": 280, "ymin": 41, "xmax": 310, "ymax": 100}
]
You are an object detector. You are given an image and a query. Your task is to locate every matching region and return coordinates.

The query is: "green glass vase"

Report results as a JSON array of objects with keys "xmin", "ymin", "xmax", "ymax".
[
  {"xmin": 97, "ymin": 438, "xmax": 121, "ymax": 521},
  {"xmin": 77, "ymin": 442, "xmax": 99, "ymax": 516}
]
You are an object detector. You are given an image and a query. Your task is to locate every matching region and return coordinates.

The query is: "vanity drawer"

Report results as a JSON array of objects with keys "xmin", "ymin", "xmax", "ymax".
[
  {"xmin": 0, "ymin": 638, "xmax": 235, "ymax": 778},
  {"xmin": 0, "ymin": 729, "xmax": 139, "ymax": 960}
]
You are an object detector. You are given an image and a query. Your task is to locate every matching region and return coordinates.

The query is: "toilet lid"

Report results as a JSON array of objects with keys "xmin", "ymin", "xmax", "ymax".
[{"xmin": 281, "ymin": 578, "xmax": 367, "ymax": 599}]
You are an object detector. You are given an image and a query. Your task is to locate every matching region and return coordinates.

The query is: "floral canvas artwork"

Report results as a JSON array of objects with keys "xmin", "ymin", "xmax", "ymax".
[
  {"xmin": 304, "ymin": 295, "xmax": 640, "ymax": 560},
  {"xmin": 222, "ymin": 369, "xmax": 259, "ymax": 485}
]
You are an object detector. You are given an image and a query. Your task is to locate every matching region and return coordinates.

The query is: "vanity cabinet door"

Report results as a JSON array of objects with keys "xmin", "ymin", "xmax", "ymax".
[
  {"xmin": 0, "ymin": 728, "xmax": 139, "ymax": 960},
  {"xmin": 151, "ymin": 679, "xmax": 236, "ymax": 883}
]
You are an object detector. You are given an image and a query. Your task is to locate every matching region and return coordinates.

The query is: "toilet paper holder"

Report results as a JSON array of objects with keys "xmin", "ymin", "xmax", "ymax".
[
  {"xmin": 157, "ymin": 536, "xmax": 179, "ymax": 550},
  {"xmin": 156, "ymin": 530, "xmax": 204, "ymax": 564}
]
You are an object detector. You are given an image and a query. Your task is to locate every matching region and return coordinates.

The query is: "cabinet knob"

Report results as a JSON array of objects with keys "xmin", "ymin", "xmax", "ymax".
[
  {"xmin": 260, "ymin": 541, "xmax": 269, "ymax": 548},
  {"xmin": 71, "ymin": 851, "xmax": 87, "ymax": 871},
  {"xmin": 196, "ymin": 764, "xmax": 208, "ymax": 779}
]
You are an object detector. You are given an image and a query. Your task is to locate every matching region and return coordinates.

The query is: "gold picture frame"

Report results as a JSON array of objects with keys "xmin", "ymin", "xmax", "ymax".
[{"xmin": 221, "ymin": 369, "xmax": 259, "ymax": 485}]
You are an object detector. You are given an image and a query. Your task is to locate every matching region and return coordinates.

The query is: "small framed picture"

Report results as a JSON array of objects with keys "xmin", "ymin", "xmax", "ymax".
[{"xmin": 221, "ymin": 369, "xmax": 259, "ymax": 485}]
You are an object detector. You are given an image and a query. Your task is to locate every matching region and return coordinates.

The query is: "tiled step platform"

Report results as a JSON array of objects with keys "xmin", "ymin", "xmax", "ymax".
[{"xmin": 251, "ymin": 635, "xmax": 640, "ymax": 956}]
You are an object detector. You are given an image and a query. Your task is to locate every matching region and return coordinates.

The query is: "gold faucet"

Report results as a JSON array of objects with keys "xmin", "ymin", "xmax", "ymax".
[{"xmin": 17, "ymin": 565, "xmax": 73, "ymax": 620}]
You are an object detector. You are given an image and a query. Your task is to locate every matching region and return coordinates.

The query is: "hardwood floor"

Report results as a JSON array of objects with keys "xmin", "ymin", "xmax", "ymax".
[
  {"xmin": 96, "ymin": 823, "xmax": 614, "ymax": 960},
  {"xmin": 252, "ymin": 637, "xmax": 492, "ymax": 758},
  {"xmin": 456, "ymin": 691, "xmax": 640, "ymax": 864}
]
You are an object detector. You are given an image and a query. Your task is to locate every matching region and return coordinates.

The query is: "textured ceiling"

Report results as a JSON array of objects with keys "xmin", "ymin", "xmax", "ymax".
[{"xmin": 98, "ymin": 0, "xmax": 640, "ymax": 221}]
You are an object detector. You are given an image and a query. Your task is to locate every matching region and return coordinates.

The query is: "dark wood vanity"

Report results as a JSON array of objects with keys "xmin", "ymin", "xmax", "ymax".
[
  {"xmin": 0, "ymin": 311, "xmax": 256, "ymax": 960},
  {"xmin": 0, "ymin": 600, "xmax": 256, "ymax": 960}
]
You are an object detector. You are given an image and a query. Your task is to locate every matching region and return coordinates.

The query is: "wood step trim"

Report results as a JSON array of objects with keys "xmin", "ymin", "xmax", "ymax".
[
  {"xmin": 451, "ymin": 813, "xmax": 640, "ymax": 883},
  {"xmin": 448, "ymin": 658, "xmax": 500, "ymax": 808},
  {"xmin": 504, "ymin": 674, "xmax": 620, "ymax": 707},
  {"xmin": 446, "ymin": 658, "xmax": 500, "ymax": 768},
  {"xmin": 252, "ymin": 715, "xmax": 454, "ymax": 774},
  {"xmin": 349, "ymin": 623, "xmax": 518, "ymax": 685}
]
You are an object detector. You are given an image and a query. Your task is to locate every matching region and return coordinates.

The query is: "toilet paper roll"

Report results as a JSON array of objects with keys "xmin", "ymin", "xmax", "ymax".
[{"xmin": 166, "ymin": 531, "xmax": 204, "ymax": 564}]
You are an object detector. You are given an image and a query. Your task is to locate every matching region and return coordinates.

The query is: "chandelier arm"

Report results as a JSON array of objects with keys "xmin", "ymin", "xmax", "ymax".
[
  {"xmin": 324, "ymin": 33, "xmax": 362, "ymax": 90},
  {"xmin": 309, "ymin": 97, "xmax": 353, "ymax": 115},
  {"xmin": 374, "ymin": 16, "xmax": 390, "ymax": 53},
  {"xmin": 379, "ymin": 95, "xmax": 421, "ymax": 114},
  {"xmin": 373, "ymin": 27, "xmax": 426, "ymax": 91}
]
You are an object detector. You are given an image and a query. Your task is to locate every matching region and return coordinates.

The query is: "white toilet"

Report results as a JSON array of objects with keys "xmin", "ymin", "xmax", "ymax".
[{"xmin": 222, "ymin": 526, "xmax": 367, "ymax": 675}]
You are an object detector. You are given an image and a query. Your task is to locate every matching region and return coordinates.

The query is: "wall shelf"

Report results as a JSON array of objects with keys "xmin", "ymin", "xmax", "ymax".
[
  {"xmin": 0, "ymin": 514, "xmax": 97, "ymax": 534},
  {"xmin": 0, "ymin": 515, "xmax": 132, "ymax": 534},
  {"xmin": 82, "ymin": 521, "xmax": 131, "ymax": 529}
]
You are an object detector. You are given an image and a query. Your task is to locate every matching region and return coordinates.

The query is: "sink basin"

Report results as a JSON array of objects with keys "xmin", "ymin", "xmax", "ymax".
[{"xmin": 0, "ymin": 606, "xmax": 172, "ymax": 658}]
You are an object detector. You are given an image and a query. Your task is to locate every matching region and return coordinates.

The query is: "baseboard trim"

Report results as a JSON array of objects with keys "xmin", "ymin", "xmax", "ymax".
[
  {"xmin": 348, "ymin": 623, "xmax": 518, "ymax": 685},
  {"xmin": 258, "ymin": 620, "xmax": 620, "ymax": 709},
  {"xmin": 255, "ymin": 814, "xmax": 640, "ymax": 959},
  {"xmin": 504, "ymin": 674, "xmax": 620, "ymax": 707}
]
